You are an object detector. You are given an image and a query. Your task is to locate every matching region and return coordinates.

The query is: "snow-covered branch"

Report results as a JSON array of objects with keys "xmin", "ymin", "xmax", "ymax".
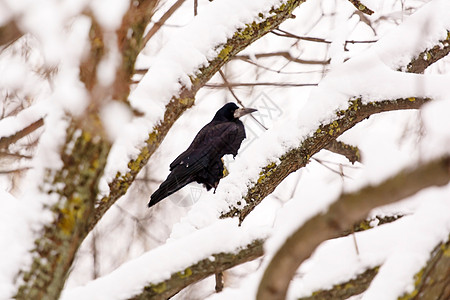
[
  {"xmin": 257, "ymin": 155, "xmax": 450, "ymax": 300},
  {"xmin": 222, "ymin": 96, "xmax": 430, "ymax": 223},
  {"xmin": 296, "ymin": 237, "xmax": 450, "ymax": 300},
  {"xmin": 61, "ymin": 219, "xmax": 267, "ymax": 300}
]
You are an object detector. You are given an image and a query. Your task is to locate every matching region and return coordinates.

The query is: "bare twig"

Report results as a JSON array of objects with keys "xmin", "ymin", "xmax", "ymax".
[
  {"xmin": 205, "ymin": 82, "xmax": 318, "ymax": 88},
  {"xmin": 142, "ymin": 0, "xmax": 187, "ymax": 48},
  {"xmin": 218, "ymin": 69, "xmax": 268, "ymax": 130},
  {"xmin": 234, "ymin": 51, "xmax": 331, "ymax": 65},
  {"xmin": 324, "ymin": 140, "xmax": 361, "ymax": 164},
  {"xmin": 215, "ymin": 272, "xmax": 224, "ymax": 292},
  {"xmin": 272, "ymin": 28, "xmax": 377, "ymax": 46}
]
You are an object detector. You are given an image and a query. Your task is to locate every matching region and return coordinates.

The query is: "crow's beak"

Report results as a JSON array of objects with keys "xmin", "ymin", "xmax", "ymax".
[{"xmin": 234, "ymin": 107, "xmax": 257, "ymax": 119}]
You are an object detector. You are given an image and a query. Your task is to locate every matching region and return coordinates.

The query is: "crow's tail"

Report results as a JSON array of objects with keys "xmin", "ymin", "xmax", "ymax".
[{"xmin": 148, "ymin": 169, "xmax": 195, "ymax": 207}]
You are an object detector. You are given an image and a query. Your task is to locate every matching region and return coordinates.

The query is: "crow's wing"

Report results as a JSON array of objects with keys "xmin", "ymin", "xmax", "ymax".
[
  {"xmin": 170, "ymin": 121, "xmax": 245, "ymax": 171},
  {"xmin": 150, "ymin": 121, "xmax": 246, "ymax": 207}
]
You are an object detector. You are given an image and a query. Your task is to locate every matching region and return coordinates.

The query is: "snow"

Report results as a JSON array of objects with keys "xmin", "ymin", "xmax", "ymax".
[
  {"xmin": 90, "ymin": 0, "xmax": 129, "ymax": 31},
  {"xmin": 60, "ymin": 218, "xmax": 270, "ymax": 300}
]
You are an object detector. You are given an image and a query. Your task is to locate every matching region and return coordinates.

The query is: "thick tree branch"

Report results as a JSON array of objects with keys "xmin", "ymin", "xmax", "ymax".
[
  {"xmin": 298, "ymin": 267, "xmax": 379, "ymax": 300},
  {"xmin": 298, "ymin": 236, "xmax": 450, "ymax": 300},
  {"xmin": 15, "ymin": 2, "xmax": 160, "ymax": 298},
  {"xmin": 221, "ymin": 97, "xmax": 430, "ymax": 223},
  {"xmin": 128, "ymin": 240, "xmax": 264, "ymax": 300},
  {"xmin": 401, "ymin": 236, "xmax": 450, "ymax": 300},
  {"xmin": 114, "ymin": 0, "xmax": 159, "ymax": 101},
  {"xmin": 0, "ymin": 20, "xmax": 22, "ymax": 47},
  {"xmin": 257, "ymin": 155, "xmax": 450, "ymax": 300}
]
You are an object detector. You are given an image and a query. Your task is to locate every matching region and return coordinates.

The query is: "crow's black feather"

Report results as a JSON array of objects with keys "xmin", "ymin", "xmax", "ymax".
[{"xmin": 148, "ymin": 103, "xmax": 256, "ymax": 207}]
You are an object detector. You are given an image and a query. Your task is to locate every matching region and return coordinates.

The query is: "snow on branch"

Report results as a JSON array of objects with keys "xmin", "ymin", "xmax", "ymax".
[
  {"xmin": 61, "ymin": 219, "xmax": 267, "ymax": 300},
  {"xmin": 222, "ymin": 97, "xmax": 430, "ymax": 223},
  {"xmin": 297, "ymin": 237, "xmax": 450, "ymax": 300}
]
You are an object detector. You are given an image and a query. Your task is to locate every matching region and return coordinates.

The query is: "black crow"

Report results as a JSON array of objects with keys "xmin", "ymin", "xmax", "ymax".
[{"xmin": 148, "ymin": 102, "xmax": 257, "ymax": 207}]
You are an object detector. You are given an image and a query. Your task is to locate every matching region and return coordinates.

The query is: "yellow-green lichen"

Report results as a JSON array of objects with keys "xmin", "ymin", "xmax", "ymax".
[
  {"xmin": 442, "ymin": 243, "xmax": 450, "ymax": 257},
  {"xmin": 408, "ymin": 97, "xmax": 416, "ymax": 102},
  {"xmin": 58, "ymin": 196, "xmax": 84, "ymax": 236},
  {"xmin": 151, "ymin": 282, "xmax": 167, "ymax": 294},
  {"xmin": 398, "ymin": 268, "xmax": 424, "ymax": 300},
  {"xmin": 127, "ymin": 146, "xmax": 149, "ymax": 172},
  {"xmin": 349, "ymin": 99, "xmax": 361, "ymax": 111},
  {"xmin": 148, "ymin": 131, "xmax": 158, "ymax": 144},
  {"xmin": 358, "ymin": 4, "xmax": 366, "ymax": 11},
  {"xmin": 177, "ymin": 267, "xmax": 193, "ymax": 279},
  {"xmin": 179, "ymin": 97, "xmax": 194, "ymax": 106},
  {"xmin": 217, "ymin": 44, "xmax": 233, "ymax": 60}
]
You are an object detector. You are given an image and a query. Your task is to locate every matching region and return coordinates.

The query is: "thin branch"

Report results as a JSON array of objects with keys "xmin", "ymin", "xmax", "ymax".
[
  {"xmin": 272, "ymin": 29, "xmax": 377, "ymax": 45},
  {"xmin": 0, "ymin": 118, "xmax": 44, "ymax": 149},
  {"xmin": 218, "ymin": 69, "xmax": 268, "ymax": 130},
  {"xmin": 257, "ymin": 155, "xmax": 450, "ymax": 300},
  {"xmin": 205, "ymin": 82, "xmax": 318, "ymax": 88},
  {"xmin": 233, "ymin": 51, "xmax": 331, "ymax": 65},
  {"xmin": 346, "ymin": 0, "xmax": 374, "ymax": 15},
  {"xmin": 324, "ymin": 140, "xmax": 361, "ymax": 164},
  {"xmin": 142, "ymin": 0, "xmax": 186, "ymax": 48}
]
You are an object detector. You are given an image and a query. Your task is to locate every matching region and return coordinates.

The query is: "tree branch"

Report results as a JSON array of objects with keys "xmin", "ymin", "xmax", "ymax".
[
  {"xmin": 402, "ymin": 236, "xmax": 450, "ymax": 300},
  {"xmin": 0, "ymin": 20, "xmax": 22, "ymax": 47},
  {"xmin": 128, "ymin": 240, "xmax": 264, "ymax": 300},
  {"xmin": 141, "ymin": 0, "xmax": 187, "ymax": 48},
  {"xmin": 0, "ymin": 118, "xmax": 44, "ymax": 149},
  {"xmin": 233, "ymin": 51, "xmax": 331, "ymax": 65},
  {"xmin": 298, "ymin": 267, "xmax": 379, "ymax": 300},
  {"xmin": 324, "ymin": 140, "xmax": 361, "ymax": 164},
  {"xmin": 406, "ymin": 31, "xmax": 450, "ymax": 74},
  {"xmin": 298, "ymin": 236, "xmax": 450, "ymax": 300},
  {"xmin": 205, "ymin": 82, "xmax": 318, "ymax": 88},
  {"xmin": 221, "ymin": 97, "xmax": 431, "ymax": 223},
  {"xmin": 114, "ymin": 0, "xmax": 159, "ymax": 101},
  {"xmin": 346, "ymin": 0, "xmax": 374, "ymax": 15},
  {"xmin": 257, "ymin": 155, "xmax": 450, "ymax": 300}
]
